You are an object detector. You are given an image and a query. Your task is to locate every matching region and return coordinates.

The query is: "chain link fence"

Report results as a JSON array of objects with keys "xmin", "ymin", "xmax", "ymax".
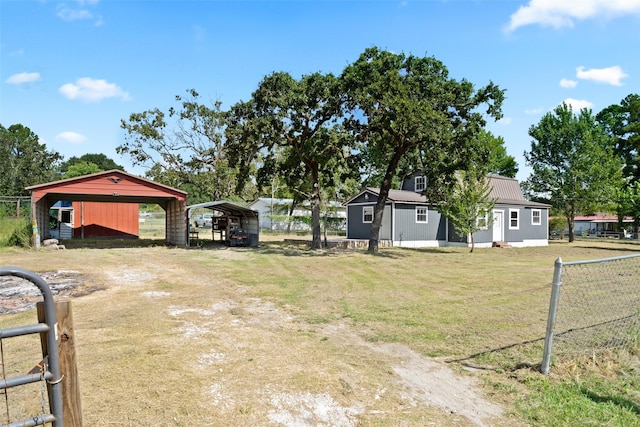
[{"xmin": 541, "ymin": 254, "xmax": 640, "ymax": 374}]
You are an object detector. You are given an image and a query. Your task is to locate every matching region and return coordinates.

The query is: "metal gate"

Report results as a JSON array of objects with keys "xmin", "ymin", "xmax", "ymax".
[{"xmin": 0, "ymin": 267, "xmax": 64, "ymax": 427}]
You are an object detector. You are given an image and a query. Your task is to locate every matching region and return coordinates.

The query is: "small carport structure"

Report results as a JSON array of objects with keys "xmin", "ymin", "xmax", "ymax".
[
  {"xmin": 187, "ymin": 201, "xmax": 259, "ymax": 247},
  {"xmin": 26, "ymin": 170, "xmax": 189, "ymax": 246}
]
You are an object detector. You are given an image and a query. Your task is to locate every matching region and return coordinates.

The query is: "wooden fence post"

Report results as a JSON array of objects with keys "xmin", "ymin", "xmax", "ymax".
[{"xmin": 38, "ymin": 301, "xmax": 84, "ymax": 426}]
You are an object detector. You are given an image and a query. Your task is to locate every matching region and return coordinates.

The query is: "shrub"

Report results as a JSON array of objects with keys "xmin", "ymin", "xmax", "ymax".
[{"xmin": 1, "ymin": 218, "xmax": 31, "ymax": 248}]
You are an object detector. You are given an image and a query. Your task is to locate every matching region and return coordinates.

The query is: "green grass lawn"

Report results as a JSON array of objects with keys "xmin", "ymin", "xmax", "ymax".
[{"xmin": 1, "ymin": 238, "xmax": 638, "ymax": 425}]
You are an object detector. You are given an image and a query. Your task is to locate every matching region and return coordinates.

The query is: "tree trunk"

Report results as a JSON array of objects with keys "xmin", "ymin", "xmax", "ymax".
[
  {"xmin": 323, "ymin": 213, "xmax": 328, "ymax": 248},
  {"xmin": 368, "ymin": 195, "xmax": 387, "ymax": 252},
  {"xmin": 310, "ymin": 168, "xmax": 322, "ymax": 250},
  {"xmin": 367, "ymin": 162, "xmax": 402, "ymax": 252},
  {"xmin": 567, "ymin": 217, "xmax": 575, "ymax": 243},
  {"xmin": 470, "ymin": 233, "xmax": 475, "ymax": 253},
  {"xmin": 368, "ymin": 151, "xmax": 404, "ymax": 252},
  {"xmin": 286, "ymin": 199, "xmax": 297, "ymax": 235}
]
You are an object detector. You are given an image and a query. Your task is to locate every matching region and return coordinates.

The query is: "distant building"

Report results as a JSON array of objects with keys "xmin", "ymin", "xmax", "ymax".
[
  {"xmin": 247, "ymin": 198, "xmax": 346, "ymax": 231},
  {"xmin": 573, "ymin": 215, "xmax": 633, "ymax": 238}
]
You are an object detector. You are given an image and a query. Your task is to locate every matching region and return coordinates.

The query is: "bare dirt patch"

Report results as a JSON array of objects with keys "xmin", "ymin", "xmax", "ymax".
[
  {"xmin": 321, "ymin": 323, "xmax": 505, "ymax": 426},
  {"xmin": 0, "ymin": 270, "xmax": 103, "ymax": 314},
  {"xmin": 164, "ymin": 290, "xmax": 507, "ymax": 426}
]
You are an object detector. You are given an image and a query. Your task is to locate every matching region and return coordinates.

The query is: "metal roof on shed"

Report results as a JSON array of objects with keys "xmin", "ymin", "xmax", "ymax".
[{"xmin": 187, "ymin": 201, "xmax": 259, "ymax": 218}]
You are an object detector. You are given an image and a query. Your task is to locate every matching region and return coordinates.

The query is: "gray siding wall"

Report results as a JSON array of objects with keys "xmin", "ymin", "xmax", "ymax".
[
  {"xmin": 394, "ymin": 204, "xmax": 445, "ymax": 242},
  {"xmin": 347, "ymin": 204, "xmax": 371, "ymax": 239},
  {"xmin": 447, "ymin": 205, "xmax": 549, "ymax": 244},
  {"xmin": 347, "ymin": 203, "xmax": 391, "ymax": 239},
  {"xmin": 472, "ymin": 224, "xmax": 494, "ymax": 244},
  {"xmin": 400, "ymin": 172, "xmax": 423, "ymax": 192},
  {"xmin": 503, "ymin": 206, "xmax": 548, "ymax": 242}
]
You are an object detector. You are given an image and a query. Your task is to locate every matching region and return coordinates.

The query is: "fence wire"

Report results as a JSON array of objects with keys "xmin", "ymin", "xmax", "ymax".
[
  {"xmin": 0, "ymin": 197, "xmax": 31, "ymax": 218},
  {"xmin": 549, "ymin": 255, "xmax": 640, "ymax": 365}
]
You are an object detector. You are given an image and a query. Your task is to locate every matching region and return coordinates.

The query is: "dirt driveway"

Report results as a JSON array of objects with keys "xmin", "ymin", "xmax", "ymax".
[{"xmin": 1, "ymin": 246, "xmax": 529, "ymax": 426}]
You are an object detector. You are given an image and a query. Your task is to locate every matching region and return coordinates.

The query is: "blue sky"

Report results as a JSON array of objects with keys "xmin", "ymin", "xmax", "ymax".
[{"xmin": 1, "ymin": 0, "xmax": 639, "ymax": 184}]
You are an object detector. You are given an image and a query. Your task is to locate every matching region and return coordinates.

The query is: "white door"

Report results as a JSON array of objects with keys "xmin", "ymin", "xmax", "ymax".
[{"xmin": 492, "ymin": 210, "xmax": 504, "ymax": 242}]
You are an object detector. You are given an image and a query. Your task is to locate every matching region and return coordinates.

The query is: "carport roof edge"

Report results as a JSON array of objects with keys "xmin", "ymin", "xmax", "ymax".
[
  {"xmin": 187, "ymin": 201, "xmax": 258, "ymax": 218},
  {"xmin": 26, "ymin": 169, "xmax": 188, "ymax": 195}
]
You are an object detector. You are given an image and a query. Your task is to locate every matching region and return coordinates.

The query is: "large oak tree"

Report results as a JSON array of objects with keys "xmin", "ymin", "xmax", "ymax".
[
  {"xmin": 342, "ymin": 47, "xmax": 505, "ymax": 252},
  {"xmin": 226, "ymin": 72, "xmax": 356, "ymax": 249}
]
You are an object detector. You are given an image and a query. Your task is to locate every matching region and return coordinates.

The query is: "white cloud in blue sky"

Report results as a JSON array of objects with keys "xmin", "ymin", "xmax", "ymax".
[
  {"xmin": 56, "ymin": 6, "xmax": 92, "ymax": 22},
  {"xmin": 56, "ymin": 0, "xmax": 102, "ymax": 26},
  {"xmin": 59, "ymin": 78, "xmax": 131, "ymax": 102},
  {"xmin": 576, "ymin": 66, "xmax": 628, "ymax": 86},
  {"xmin": 559, "ymin": 78, "xmax": 577, "ymax": 88},
  {"xmin": 562, "ymin": 98, "xmax": 595, "ymax": 111},
  {"xmin": 6, "ymin": 72, "xmax": 40, "ymax": 85},
  {"xmin": 56, "ymin": 131, "xmax": 87, "ymax": 144},
  {"xmin": 506, "ymin": 0, "xmax": 640, "ymax": 32}
]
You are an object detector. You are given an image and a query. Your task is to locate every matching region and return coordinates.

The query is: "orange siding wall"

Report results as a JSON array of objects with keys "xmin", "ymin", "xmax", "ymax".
[{"xmin": 72, "ymin": 202, "xmax": 139, "ymax": 238}]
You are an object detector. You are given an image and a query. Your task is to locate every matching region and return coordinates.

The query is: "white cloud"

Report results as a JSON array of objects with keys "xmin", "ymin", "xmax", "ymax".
[
  {"xmin": 525, "ymin": 107, "xmax": 545, "ymax": 115},
  {"xmin": 506, "ymin": 0, "xmax": 640, "ymax": 32},
  {"xmin": 57, "ymin": 6, "xmax": 93, "ymax": 22},
  {"xmin": 497, "ymin": 116, "xmax": 512, "ymax": 125},
  {"xmin": 576, "ymin": 65, "xmax": 628, "ymax": 86},
  {"xmin": 561, "ymin": 98, "xmax": 594, "ymax": 111},
  {"xmin": 559, "ymin": 78, "xmax": 577, "ymax": 88},
  {"xmin": 56, "ymin": 131, "xmax": 87, "ymax": 144},
  {"xmin": 6, "ymin": 72, "xmax": 41, "ymax": 85},
  {"xmin": 59, "ymin": 77, "xmax": 131, "ymax": 102},
  {"xmin": 57, "ymin": 1, "xmax": 102, "ymax": 26}
]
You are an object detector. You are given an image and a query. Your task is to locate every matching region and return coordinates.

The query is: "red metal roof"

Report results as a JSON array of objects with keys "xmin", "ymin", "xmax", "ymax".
[
  {"xmin": 574, "ymin": 215, "xmax": 633, "ymax": 222},
  {"xmin": 26, "ymin": 170, "xmax": 187, "ymax": 203}
]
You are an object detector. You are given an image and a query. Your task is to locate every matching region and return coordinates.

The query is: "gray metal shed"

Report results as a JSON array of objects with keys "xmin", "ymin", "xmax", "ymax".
[{"xmin": 187, "ymin": 201, "xmax": 259, "ymax": 247}]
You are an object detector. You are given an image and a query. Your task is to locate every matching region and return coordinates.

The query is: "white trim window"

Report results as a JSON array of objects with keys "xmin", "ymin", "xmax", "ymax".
[
  {"xmin": 477, "ymin": 212, "xmax": 490, "ymax": 230},
  {"xmin": 531, "ymin": 209, "xmax": 541, "ymax": 226},
  {"xmin": 416, "ymin": 206, "xmax": 428, "ymax": 223},
  {"xmin": 415, "ymin": 176, "xmax": 426, "ymax": 192},
  {"xmin": 509, "ymin": 209, "xmax": 519, "ymax": 230},
  {"xmin": 363, "ymin": 206, "xmax": 374, "ymax": 223}
]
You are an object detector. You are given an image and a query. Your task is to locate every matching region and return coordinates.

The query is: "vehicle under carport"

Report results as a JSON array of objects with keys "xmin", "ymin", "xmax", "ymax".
[{"xmin": 187, "ymin": 201, "xmax": 259, "ymax": 247}]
